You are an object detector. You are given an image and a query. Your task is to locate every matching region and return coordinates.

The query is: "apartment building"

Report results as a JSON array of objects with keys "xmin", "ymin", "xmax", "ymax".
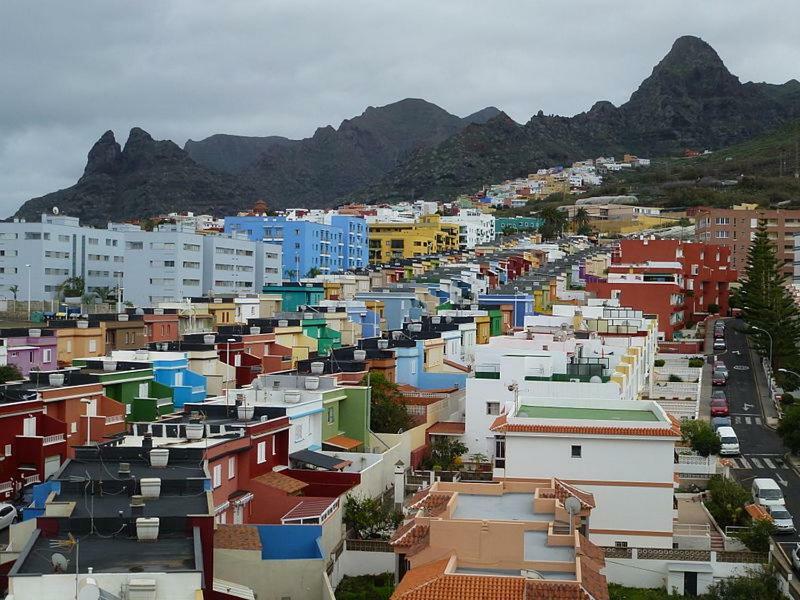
[
  {"xmin": 0, "ymin": 214, "xmax": 124, "ymax": 300},
  {"xmin": 694, "ymin": 203, "xmax": 800, "ymax": 275},
  {"xmin": 587, "ymin": 238, "xmax": 736, "ymax": 340},
  {"xmin": 368, "ymin": 215, "xmax": 460, "ymax": 263},
  {"xmin": 440, "ymin": 209, "xmax": 496, "ymax": 249}
]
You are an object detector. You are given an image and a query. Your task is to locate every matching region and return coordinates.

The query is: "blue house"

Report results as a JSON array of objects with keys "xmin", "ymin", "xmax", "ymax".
[
  {"xmin": 355, "ymin": 290, "xmax": 425, "ymax": 330},
  {"xmin": 150, "ymin": 353, "xmax": 207, "ymax": 407},
  {"xmin": 224, "ymin": 215, "xmax": 368, "ymax": 278},
  {"xmin": 477, "ymin": 293, "xmax": 534, "ymax": 328}
]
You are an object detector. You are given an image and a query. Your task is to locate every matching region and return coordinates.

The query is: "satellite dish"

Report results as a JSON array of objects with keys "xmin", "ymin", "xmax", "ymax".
[
  {"xmin": 52, "ymin": 206, "xmax": 60, "ymax": 215},
  {"xmin": 564, "ymin": 496, "xmax": 582, "ymax": 516},
  {"xmin": 51, "ymin": 552, "xmax": 69, "ymax": 573},
  {"xmin": 78, "ymin": 582, "xmax": 101, "ymax": 600}
]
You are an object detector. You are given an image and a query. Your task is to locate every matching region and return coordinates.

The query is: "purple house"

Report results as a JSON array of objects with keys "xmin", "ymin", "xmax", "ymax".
[{"xmin": 0, "ymin": 328, "xmax": 58, "ymax": 376}]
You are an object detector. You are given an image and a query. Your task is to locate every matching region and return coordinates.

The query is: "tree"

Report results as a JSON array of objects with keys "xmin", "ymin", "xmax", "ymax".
[
  {"xmin": 537, "ymin": 206, "xmax": 568, "ymax": 240},
  {"xmin": 681, "ymin": 420, "xmax": 721, "ymax": 456},
  {"xmin": 427, "ymin": 437, "xmax": 468, "ymax": 471},
  {"xmin": 706, "ymin": 566, "xmax": 783, "ymax": 600},
  {"xmin": 57, "ymin": 276, "xmax": 85, "ymax": 299},
  {"xmin": 343, "ymin": 495, "xmax": 402, "ymax": 540},
  {"xmin": 306, "ymin": 267, "xmax": 322, "ymax": 278},
  {"xmin": 777, "ymin": 403, "xmax": 800, "ymax": 453},
  {"xmin": 705, "ymin": 475, "xmax": 750, "ymax": 528},
  {"xmin": 92, "ymin": 286, "xmax": 116, "ymax": 303},
  {"xmin": 573, "ymin": 208, "xmax": 592, "ymax": 236},
  {"xmin": 0, "ymin": 365, "xmax": 23, "ymax": 384},
  {"xmin": 739, "ymin": 222, "xmax": 800, "ymax": 370},
  {"xmin": 734, "ymin": 518, "xmax": 775, "ymax": 553},
  {"xmin": 8, "ymin": 285, "xmax": 18, "ymax": 301},
  {"xmin": 361, "ymin": 372, "xmax": 413, "ymax": 434}
]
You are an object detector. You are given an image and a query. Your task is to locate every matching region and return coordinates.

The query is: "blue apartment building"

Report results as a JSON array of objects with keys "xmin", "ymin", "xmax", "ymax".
[{"xmin": 224, "ymin": 215, "xmax": 368, "ymax": 279}]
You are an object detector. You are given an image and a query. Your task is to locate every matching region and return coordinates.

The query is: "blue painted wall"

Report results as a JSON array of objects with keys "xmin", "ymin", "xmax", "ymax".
[
  {"xmin": 394, "ymin": 343, "xmax": 466, "ymax": 390},
  {"xmin": 258, "ymin": 524, "xmax": 324, "ymax": 559},
  {"xmin": 152, "ymin": 357, "xmax": 206, "ymax": 407},
  {"xmin": 478, "ymin": 294, "xmax": 534, "ymax": 328}
]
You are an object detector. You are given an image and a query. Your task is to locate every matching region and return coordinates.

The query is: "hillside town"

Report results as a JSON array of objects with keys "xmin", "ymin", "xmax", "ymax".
[{"xmin": 1, "ymin": 178, "xmax": 800, "ymax": 600}]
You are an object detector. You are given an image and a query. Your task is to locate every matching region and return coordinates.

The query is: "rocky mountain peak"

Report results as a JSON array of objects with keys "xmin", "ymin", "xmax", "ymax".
[{"xmin": 83, "ymin": 130, "xmax": 122, "ymax": 176}]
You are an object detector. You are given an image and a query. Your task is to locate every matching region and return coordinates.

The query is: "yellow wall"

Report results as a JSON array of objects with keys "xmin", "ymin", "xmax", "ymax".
[{"xmin": 368, "ymin": 215, "xmax": 459, "ymax": 263}]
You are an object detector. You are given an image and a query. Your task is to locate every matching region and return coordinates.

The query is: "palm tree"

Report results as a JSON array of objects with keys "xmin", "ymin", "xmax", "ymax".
[
  {"xmin": 538, "ymin": 206, "xmax": 568, "ymax": 240},
  {"xmin": 574, "ymin": 208, "xmax": 592, "ymax": 235},
  {"xmin": 8, "ymin": 285, "xmax": 18, "ymax": 301},
  {"xmin": 93, "ymin": 286, "xmax": 114, "ymax": 303},
  {"xmin": 57, "ymin": 276, "xmax": 85, "ymax": 300}
]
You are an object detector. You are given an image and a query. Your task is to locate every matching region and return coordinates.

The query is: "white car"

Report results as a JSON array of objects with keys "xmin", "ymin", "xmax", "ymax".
[
  {"xmin": 0, "ymin": 503, "xmax": 17, "ymax": 530},
  {"xmin": 792, "ymin": 543, "xmax": 800, "ymax": 572},
  {"xmin": 768, "ymin": 506, "xmax": 796, "ymax": 534}
]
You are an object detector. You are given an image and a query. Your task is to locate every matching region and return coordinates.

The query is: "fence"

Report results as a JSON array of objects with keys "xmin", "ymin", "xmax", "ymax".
[{"xmin": 345, "ymin": 539, "xmax": 393, "ymax": 553}]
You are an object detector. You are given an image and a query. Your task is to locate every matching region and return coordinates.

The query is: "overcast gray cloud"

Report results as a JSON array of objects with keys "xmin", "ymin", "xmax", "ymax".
[{"xmin": 1, "ymin": 0, "xmax": 798, "ymax": 216}]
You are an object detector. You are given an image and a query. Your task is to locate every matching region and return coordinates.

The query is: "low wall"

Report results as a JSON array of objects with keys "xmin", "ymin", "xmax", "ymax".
[
  {"xmin": 328, "ymin": 547, "xmax": 396, "ymax": 589},
  {"xmin": 659, "ymin": 341, "xmax": 704, "ymax": 354}
]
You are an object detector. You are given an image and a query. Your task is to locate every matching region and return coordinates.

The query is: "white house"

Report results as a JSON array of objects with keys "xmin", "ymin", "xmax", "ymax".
[{"xmin": 491, "ymin": 397, "xmax": 680, "ymax": 549}]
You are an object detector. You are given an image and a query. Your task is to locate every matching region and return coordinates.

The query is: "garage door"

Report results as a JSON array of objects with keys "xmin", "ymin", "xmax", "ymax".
[{"xmin": 44, "ymin": 455, "xmax": 61, "ymax": 480}]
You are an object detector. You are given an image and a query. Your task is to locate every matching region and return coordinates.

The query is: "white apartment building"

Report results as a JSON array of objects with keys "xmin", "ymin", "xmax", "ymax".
[
  {"xmin": 0, "ymin": 214, "xmax": 280, "ymax": 304},
  {"xmin": 441, "ymin": 209, "xmax": 496, "ymax": 249},
  {"xmin": 491, "ymin": 398, "xmax": 679, "ymax": 549},
  {"xmin": 0, "ymin": 214, "xmax": 125, "ymax": 301}
]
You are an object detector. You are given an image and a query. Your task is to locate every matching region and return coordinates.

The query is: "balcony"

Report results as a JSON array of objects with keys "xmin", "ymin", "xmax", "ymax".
[
  {"xmin": 24, "ymin": 474, "xmax": 41, "ymax": 486},
  {"xmin": 105, "ymin": 415, "xmax": 125, "ymax": 425},
  {"xmin": 0, "ymin": 481, "xmax": 13, "ymax": 494},
  {"xmin": 43, "ymin": 434, "xmax": 65, "ymax": 446}
]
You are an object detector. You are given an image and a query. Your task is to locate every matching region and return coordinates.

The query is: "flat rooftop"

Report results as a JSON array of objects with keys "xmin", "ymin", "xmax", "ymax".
[
  {"xmin": 451, "ymin": 493, "xmax": 551, "ymax": 522},
  {"xmin": 454, "ymin": 567, "xmax": 576, "ymax": 581},
  {"xmin": 58, "ymin": 459, "xmax": 206, "ymax": 481},
  {"xmin": 55, "ymin": 489, "xmax": 209, "ymax": 519},
  {"xmin": 524, "ymin": 531, "xmax": 575, "ymax": 562},
  {"xmin": 15, "ymin": 534, "xmax": 197, "ymax": 575},
  {"xmin": 516, "ymin": 405, "xmax": 659, "ymax": 422}
]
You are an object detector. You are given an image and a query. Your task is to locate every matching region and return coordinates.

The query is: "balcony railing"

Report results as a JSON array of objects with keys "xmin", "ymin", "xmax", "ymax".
[
  {"xmin": 24, "ymin": 474, "xmax": 41, "ymax": 486},
  {"xmin": 0, "ymin": 481, "xmax": 13, "ymax": 494},
  {"xmin": 43, "ymin": 433, "xmax": 65, "ymax": 445},
  {"xmin": 105, "ymin": 415, "xmax": 125, "ymax": 425}
]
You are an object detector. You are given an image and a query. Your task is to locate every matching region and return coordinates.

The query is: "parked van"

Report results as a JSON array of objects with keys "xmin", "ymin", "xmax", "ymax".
[
  {"xmin": 716, "ymin": 426, "xmax": 739, "ymax": 456},
  {"xmin": 752, "ymin": 478, "xmax": 785, "ymax": 507}
]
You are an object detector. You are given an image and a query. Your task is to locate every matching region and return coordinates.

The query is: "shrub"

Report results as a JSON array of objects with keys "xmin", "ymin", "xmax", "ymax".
[
  {"xmin": 705, "ymin": 475, "xmax": 750, "ymax": 528},
  {"xmin": 0, "ymin": 365, "xmax": 23, "ymax": 384},
  {"xmin": 336, "ymin": 574, "xmax": 394, "ymax": 600},
  {"xmin": 778, "ymin": 404, "xmax": 800, "ymax": 453},
  {"xmin": 781, "ymin": 392, "xmax": 795, "ymax": 406},
  {"xmin": 344, "ymin": 495, "xmax": 403, "ymax": 540},
  {"xmin": 654, "ymin": 359, "xmax": 665, "ymax": 367},
  {"xmin": 688, "ymin": 358, "xmax": 705, "ymax": 368},
  {"xmin": 668, "ymin": 374, "xmax": 683, "ymax": 382},
  {"xmin": 680, "ymin": 420, "xmax": 721, "ymax": 456},
  {"xmin": 706, "ymin": 566, "xmax": 783, "ymax": 600},
  {"xmin": 708, "ymin": 303, "xmax": 720, "ymax": 314},
  {"xmin": 735, "ymin": 518, "xmax": 775, "ymax": 553}
]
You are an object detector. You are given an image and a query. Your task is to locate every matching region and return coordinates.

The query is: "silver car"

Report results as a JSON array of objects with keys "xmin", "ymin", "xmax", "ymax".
[
  {"xmin": 768, "ymin": 506, "xmax": 796, "ymax": 534},
  {"xmin": 0, "ymin": 503, "xmax": 17, "ymax": 530}
]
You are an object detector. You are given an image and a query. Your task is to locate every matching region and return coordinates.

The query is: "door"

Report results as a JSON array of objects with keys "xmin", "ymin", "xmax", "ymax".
[
  {"xmin": 23, "ymin": 416, "xmax": 36, "ymax": 437},
  {"xmin": 233, "ymin": 504, "xmax": 244, "ymax": 525},
  {"xmin": 44, "ymin": 455, "xmax": 61, "ymax": 480},
  {"xmin": 684, "ymin": 571, "xmax": 698, "ymax": 596}
]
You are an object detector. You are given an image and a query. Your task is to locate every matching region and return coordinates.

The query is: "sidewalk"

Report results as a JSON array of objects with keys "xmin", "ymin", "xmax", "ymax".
[{"xmin": 745, "ymin": 334, "xmax": 780, "ymax": 427}]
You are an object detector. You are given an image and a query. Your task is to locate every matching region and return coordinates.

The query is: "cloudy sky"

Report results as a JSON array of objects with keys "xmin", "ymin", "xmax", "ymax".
[{"xmin": 1, "ymin": 0, "xmax": 798, "ymax": 217}]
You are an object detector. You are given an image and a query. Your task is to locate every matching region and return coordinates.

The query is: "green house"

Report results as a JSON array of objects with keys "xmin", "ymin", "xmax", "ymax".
[
  {"xmin": 262, "ymin": 283, "xmax": 324, "ymax": 312},
  {"xmin": 71, "ymin": 359, "xmax": 174, "ymax": 422},
  {"xmin": 321, "ymin": 386, "xmax": 370, "ymax": 452},
  {"xmin": 300, "ymin": 318, "xmax": 342, "ymax": 356},
  {"xmin": 486, "ymin": 308, "xmax": 503, "ymax": 337}
]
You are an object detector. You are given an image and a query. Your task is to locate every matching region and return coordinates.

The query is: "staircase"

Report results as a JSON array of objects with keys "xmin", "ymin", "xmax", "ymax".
[{"xmin": 710, "ymin": 530, "xmax": 725, "ymax": 552}]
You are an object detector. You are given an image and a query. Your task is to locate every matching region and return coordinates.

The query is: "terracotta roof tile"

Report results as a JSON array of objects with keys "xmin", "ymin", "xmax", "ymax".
[
  {"xmin": 324, "ymin": 434, "xmax": 363, "ymax": 450},
  {"xmin": 579, "ymin": 556, "xmax": 610, "ymax": 600},
  {"xmin": 427, "ymin": 421, "xmax": 466, "ymax": 435},
  {"xmin": 409, "ymin": 492, "xmax": 452, "ymax": 516},
  {"xmin": 525, "ymin": 580, "xmax": 589, "ymax": 599},
  {"xmin": 390, "ymin": 521, "xmax": 430, "ymax": 548},
  {"xmin": 554, "ymin": 479, "xmax": 596, "ymax": 509},
  {"xmin": 391, "ymin": 558, "xmax": 451, "ymax": 599},
  {"xmin": 489, "ymin": 413, "xmax": 508, "ymax": 431},
  {"xmin": 252, "ymin": 471, "xmax": 308, "ymax": 494},
  {"xmin": 281, "ymin": 497, "xmax": 338, "ymax": 521},
  {"xmin": 577, "ymin": 533, "xmax": 606, "ymax": 568},
  {"xmin": 492, "ymin": 422, "xmax": 680, "ymax": 438},
  {"xmin": 214, "ymin": 525, "xmax": 262, "ymax": 551}
]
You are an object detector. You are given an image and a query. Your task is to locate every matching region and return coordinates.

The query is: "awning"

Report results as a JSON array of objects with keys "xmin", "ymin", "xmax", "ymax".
[
  {"xmin": 426, "ymin": 421, "xmax": 466, "ymax": 436},
  {"xmin": 323, "ymin": 435, "xmax": 362, "ymax": 450},
  {"xmin": 229, "ymin": 490, "xmax": 255, "ymax": 506},
  {"xmin": 253, "ymin": 471, "xmax": 308, "ymax": 494},
  {"xmin": 289, "ymin": 449, "xmax": 351, "ymax": 471}
]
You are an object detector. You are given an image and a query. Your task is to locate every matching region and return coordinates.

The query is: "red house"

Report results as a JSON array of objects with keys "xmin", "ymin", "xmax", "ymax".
[{"xmin": 586, "ymin": 239, "xmax": 736, "ymax": 340}]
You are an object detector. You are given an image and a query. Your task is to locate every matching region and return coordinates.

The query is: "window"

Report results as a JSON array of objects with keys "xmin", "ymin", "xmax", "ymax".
[
  {"xmin": 42, "ymin": 349, "xmax": 52, "ymax": 363},
  {"xmin": 70, "ymin": 422, "xmax": 77, "ymax": 434},
  {"xmin": 4, "ymin": 444, "xmax": 10, "ymax": 457},
  {"xmin": 272, "ymin": 437, "xmax": 276, "ymax": 455},
  {"xmin": 213, "ymin": 464, "xmax": 222, "ymax": 488},
  {"xmin": 163, "ymin": 260, "xmax": 175, "ymax": 267},
  {"xmin": 88, "ymin": 237, "xmax": 99, "ymax": 245},
  {"xmin": 571, "ymin": 445, "xmax": 582, "ymax": 458},
  {"xmin": 294, "ymin": 423, "xmax": 303, "ymax": 442},
  {"xmin": 615, "ymin": 541, "xmax": 628, "ymax": 548},
  {"xmin": 24, "ymin": 232, "xmax": 42, "ymax": 240},
  {"xmin": 126, "ymin": 241, "xmax": 143, "ymax": 250},
  {"xmin": 715, "ymin": 230, "xmax": 730, "ymax": 239},
  {"xmin": 183, "ymin": 261, "xmax": 200, "ymax": 269},
  {"xmin": 494, "ymin": 437, "xmax": 505, "ymax": 468},
  {"xmin": 88, "ymin": 339, "xmax": 97, "ymax": 353},
  {"xmin": 257, "ymin": 441, "xmax": 266, "ymax": 464},
  {"xmin": 486, "ymin": 402, "xmax": 500, "ymax": 416},
  {"xmin": 327, "ymin": 407, "xmax": 335, "ymax": 424},
  {"xmin": 228, "ymin": 456, "xmax": 236, "ymax": 479},
  {"xmin": 183, "ymin": 243, "xmax": 200, "ymax": 251}
]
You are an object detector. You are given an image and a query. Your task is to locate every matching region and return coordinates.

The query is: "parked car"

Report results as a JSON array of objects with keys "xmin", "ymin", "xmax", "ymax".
[
  {"xmin": 768, "ymin": 506, "xmax": 796, "ymax": 534},
  {"xmin": 711, "ymin": 416, "xmax": 732, "ymax": 430},
  {"xmin": 792, "ymin": 543, "xmax": 800, "ymax": 572},
  {"xmin": 712, "ymin": 370, "xmax": 728, "ymax": 386},
  {"xmin": 713, "ymin": 339, "xmax": 727, "ymax": 352},
  {"xmin": 710, "ymin": 398, "xmax": 729, "ymax": 417},
  {"xmin": 714, "ymin": 361, "xmax": 729, "ymax": 377},
  {"xmin": 716, "ymin": 426, "xmax": 740, "ymax": 456},
  {"xmin": 752, "ymin": 478, "xmax": 786, "ymax": 507},
  {"xmin": 712, "ymin": 390, "xmax": 727, "ymax": 402},
  {"xmin": 0, "ymin": 503, "xmax": 17, "ymax": 530},
  {"xmin": 714, "ymin": 329, "xmax": 725, "ymax": 339}
]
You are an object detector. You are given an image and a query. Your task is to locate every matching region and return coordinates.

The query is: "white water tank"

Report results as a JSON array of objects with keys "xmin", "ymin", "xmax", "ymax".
[
  {"xmin": 310, "ymin": 362, "xmax": 325, "ymax": 375},
  {"xmin": 76, "ymin": 320, "xmax": 89, "ymax": 329},
  {"xmin": 284, "ymin": 391, "xmax": 302, "ymax": 404},
  {"xmin": 135, "ymin": 518, "xmax": 159, "ymax": 541},
  {"xmin": 249, "ymin": 327, "xmax": 261, "ymax": 335},
  {"xmin": 353, "ymin": 350, "xmax": 367, "ymax": 362},
  {"xmin": 103, "ymin": 361, "xmax": 117, "ymax": 372},
  {"xmin": 140, "ymin": 478, "xmax": 161, "ymax": 499},
  {"xmin": 304, "ymin": 377, "xmax": 319, "ymax": 390},
  {"xmin": 185, "ymin": 423, "xmax": 204, "ymax": 440},
  {"xmin": 237, "ymin": 404, "xmax": 255, "ymax": 421},
  {"xmin": 48, "ymin": 373, "xmax": 65, "ymax": 387},
  {"xmin": 203, "ymin": 334, "xmax": 216, "ymax": 345},
  {"xmin": 149, "ymin": 448, "xmax": 169, "ymax": 468}
]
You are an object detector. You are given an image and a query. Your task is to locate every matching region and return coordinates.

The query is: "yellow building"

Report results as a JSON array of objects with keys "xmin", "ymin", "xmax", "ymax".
[{"xmin": 368, "ymin": 215, "xmax": 459, "ymax": 263}]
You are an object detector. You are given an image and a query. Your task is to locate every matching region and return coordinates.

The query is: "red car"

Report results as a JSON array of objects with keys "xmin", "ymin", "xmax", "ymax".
[
  {"xmin": 712, "ymin": 370, "xmax": 727, "ymax": 386},
  {"xmin": 710, "ymin": 398, "xmax": 729, "ymax": 417}
]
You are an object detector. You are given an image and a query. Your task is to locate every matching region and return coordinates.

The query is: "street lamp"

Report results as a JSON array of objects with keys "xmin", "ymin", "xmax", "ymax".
[
  {"xmin": 749, "ymin": 325, "xmax": 773, "ymax": 368},
  {"xmin": 779, "ymin": 368, "xmax": 800, "ymax": 380},
  {"xmin": 25, "ymin": 264, "xmax": 31, "ymax": 321},
  {"xmin": 80, "ymin": 398, "xmax": 93, "ymax": 446}
]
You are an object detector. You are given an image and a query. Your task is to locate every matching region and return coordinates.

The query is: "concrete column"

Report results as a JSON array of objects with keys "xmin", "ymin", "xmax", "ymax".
[{"xmin": 394, "ymin": 460, "xmax": 405, "ymax": 509}]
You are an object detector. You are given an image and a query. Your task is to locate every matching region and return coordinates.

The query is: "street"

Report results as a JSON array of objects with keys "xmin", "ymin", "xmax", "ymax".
[{"xmin": 714, "ymin": 319, "xmax": 800, "ymax": 552}]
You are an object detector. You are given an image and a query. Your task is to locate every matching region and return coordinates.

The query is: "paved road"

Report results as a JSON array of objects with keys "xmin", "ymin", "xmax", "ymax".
[{"xmin": 714, "ymin": 319, "xmax": 800, "ymax": 550}]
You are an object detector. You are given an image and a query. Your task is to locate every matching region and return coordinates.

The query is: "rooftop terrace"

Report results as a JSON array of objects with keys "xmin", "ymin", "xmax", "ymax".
[
  {"xmin": 451, "ymin": 493, "xmax": 551, "ymax": 522},
  {"xmin": 516, "ymin": 405, "xmax": 659, "ymax": 422}
]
